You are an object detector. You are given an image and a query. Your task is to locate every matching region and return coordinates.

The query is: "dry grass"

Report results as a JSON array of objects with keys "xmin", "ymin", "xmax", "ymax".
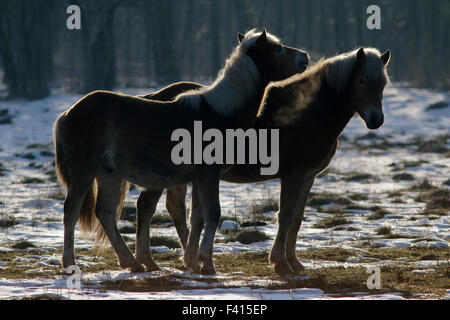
[
  {"xmin": 19, "ymin": 177, "xmax": 45, "ymax": 184},
  {"xmin": 414, "ymin": 135, "xmax": 449, "ymax": 154},
  {"xmin": 375, "ymin": 226, "xmax": 392, "ymax": 235},
  {"xmin": 0, "ymin": 215, "xmax": 17, "ymax": 228},
  {"xmin": 11, "ymin": 240, "xmax": 36, "ymax": 249},
  {"xmin": 249, "ymin": 198, "xmax": 278, "ymax": 215},
  {"xmin": 150, "ymin": 236, "xmax": 181, "ymax": 249},
  {"xmin": 415, "ymin": 188, "xmax": 450, "ymax": 216},
  {"xmin": 313, "ymin": 216, "xmax": 352, "ymax": 229},
  {"xmin": 367, "ymin": 209, "xmax": 392, "ymax": 220},
  {"xmin": 392, "ymin": 173, "xmax": 415, "ymax": 181},
  {"xmin": 307, "ymin": 192, "xmax": 353, "ymax": 208},
  {"xmin": 1, "ymin": 247, "xmax": 448, "ymax": 298},
  {"xmin": 344, "ymin": 173, "xmax": 374, "ymax": 182},
  {"xmin": 221, "ymin": 229, "xmax": 271, "ymax": 245}
]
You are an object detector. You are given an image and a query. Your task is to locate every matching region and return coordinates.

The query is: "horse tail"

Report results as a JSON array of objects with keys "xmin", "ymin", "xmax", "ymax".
[
  {"xmin": 79, "ymin": 181, "xmax": 98, "ymax": 234},
  {"xmin": 53, "ymin": 110, "xmax": 99, "ymax": 235},
  {"xmin": 93, "ymin": 179, "xmax": 130, "ymax": 248},
  {"xmin": 53, "ymin": 111, "xmax": 70, "ymax": 189}
]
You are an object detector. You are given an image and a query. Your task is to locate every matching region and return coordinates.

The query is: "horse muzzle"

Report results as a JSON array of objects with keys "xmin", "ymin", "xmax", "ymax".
[
  {"xmin": 361, "ymin": 108, "xmax": 384, "ymax": 130},
  {"xmin": 296, "ymin": 51, "xmax": 310, "ymax": 72}
]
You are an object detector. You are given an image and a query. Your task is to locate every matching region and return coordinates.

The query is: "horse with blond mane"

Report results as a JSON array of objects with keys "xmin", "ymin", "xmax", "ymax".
[
  {"xmin": 135, "ymin": 47, "xmax": 391, "ymax": 274},
  {"xmin": 54, "ymin": 29, "xmax": 309, "ymax": 273}
]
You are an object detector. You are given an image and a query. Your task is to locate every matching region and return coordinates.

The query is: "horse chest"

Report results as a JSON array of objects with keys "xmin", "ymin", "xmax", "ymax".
[{"xmin": 310, "ymin": 142, "xmax": 337, "ymax": 176}]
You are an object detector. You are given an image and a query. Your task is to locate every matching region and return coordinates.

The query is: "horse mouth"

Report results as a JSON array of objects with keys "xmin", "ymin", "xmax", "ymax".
[{"xmin": 366, "ymin": 120, "xmax": 384, "ymax": 130}]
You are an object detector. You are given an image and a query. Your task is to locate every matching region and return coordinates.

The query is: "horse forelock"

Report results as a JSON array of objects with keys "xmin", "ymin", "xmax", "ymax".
[
  {"xmin": 326, "ymin": 48, "xmax": 389, "ymax": 94},
  {"xmin": 363, "ymin": 48, "xmax": 390, "ymax": 85}
]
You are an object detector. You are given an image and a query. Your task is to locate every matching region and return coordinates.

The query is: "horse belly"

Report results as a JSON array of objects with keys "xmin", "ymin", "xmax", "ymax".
[
  {"xmin": 121, "ymin": 164, "xmax": 195, "ymax": 190},
  {"xmin": 222, "ymin": 164, "xmax": 279, "ymax": 183},
  {"xmin": 109, "ymin": 148, "xmax": 196, "ymax": 189}
]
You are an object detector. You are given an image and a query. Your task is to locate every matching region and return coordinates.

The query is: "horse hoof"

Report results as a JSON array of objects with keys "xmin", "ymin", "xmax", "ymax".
[
  {"xmin": 289, "ymin": 260, "xmax": 305, "ymax": 274},
  {"xmin": 130, "ymin": 263, "xmax": 146, "ymax": 273},
  {"xmin": 62, "ymin": 257, "xmax": 76, "ymax": 269},
  {"xmin": 274, "ymin": 263, "xmax": 295, "ymax": 276},
  {"xmin": 61, "ymin": 260, "xmax": 77, "ymax": 270},
  {"xmin": 184, "ymin": 254, "xmax": 201, "ymax": 274},
  {"xmin": 145, "ymin": 263, "xmax": 161, "ymax": 272},
  {"xmin": 137, "ymin": 255, "xmax": 160, "ymax": 272},
  {"xmin": 184, "ymin": 257, "xmax": 201, "ymax": 273},
  {"xmin": 186, "ymin": 263, "xmax": 201, "ymax": 274},
  {"xmin": 201, "ymin": 265, "xmax": 216, "ymax": 275}
]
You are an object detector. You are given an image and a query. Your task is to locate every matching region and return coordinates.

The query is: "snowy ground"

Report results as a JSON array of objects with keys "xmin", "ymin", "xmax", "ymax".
[{"xmin": 0, "ymin": 84, "xmax": 449, "ymax": 300}]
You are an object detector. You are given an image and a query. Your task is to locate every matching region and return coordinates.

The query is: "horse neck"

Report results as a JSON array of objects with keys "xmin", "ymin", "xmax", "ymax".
[
  {"xmin": 261, "ymin": 73, "xmax": 355, "ymax": 142},
  {"xmin": 233, "ymin": 85, "xmax": 266, "ymax": 127},
  {"xmin": 203, "ymin": 53, "xmax": 264, "ymax": 126},
  {"xmin": 318, "ymin": 83, "xmax": 355, "ymax": 139}
]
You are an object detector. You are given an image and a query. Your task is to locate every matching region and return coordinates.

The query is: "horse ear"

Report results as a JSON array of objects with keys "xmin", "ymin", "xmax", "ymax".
[
  {"xmin": 356, "ymin": 48, "xmax": 365, "ymax": 61},
  {"xmin": 381, "ymin": 49, "xmax": 391, "ymax": 66},
  {"xmin": 355, "ymin": 48, "xmax": 366, "ymax": 67},
  {"xmin": 256, "ymin": 28, "xmax": 267, "ymax": 45},
  {"xmin": 237, "ymin": 32, "xmax": 245, "ymax": 44}
]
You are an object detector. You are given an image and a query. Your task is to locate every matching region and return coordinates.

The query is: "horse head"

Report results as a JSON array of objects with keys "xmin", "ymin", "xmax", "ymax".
[{"xmin": 349, "ymin": 48, "xmax": 391, "ymax": 130}]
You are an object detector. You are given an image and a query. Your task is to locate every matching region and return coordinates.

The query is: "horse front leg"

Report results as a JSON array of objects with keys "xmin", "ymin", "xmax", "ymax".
[
  {"xmin": 136, "ymin": 189, "xmax": 163, "ymax": 271},
  {"xmin": 269, "ymin": 170, "xmax": 308, "ymax": 275},
  {"xmin": 285, "ymin": 176, "xmax": 315, "ymax": 274},
  {"xmin": 194, "ymin": 170, "xmax": 221, "ymax": 275}
]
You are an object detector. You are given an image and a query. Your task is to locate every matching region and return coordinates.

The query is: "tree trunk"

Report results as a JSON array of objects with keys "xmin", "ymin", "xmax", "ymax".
[
  {"xmin": 0, "ymin": 0, "xmax": 54, "ymax": 99},
  {"xmin": 149, "ymin": 0, "xmax": 181, "ymax": 84},
  {"xmin": 80, "ymin": 0, "xmax": 119, "ymax": 93}
]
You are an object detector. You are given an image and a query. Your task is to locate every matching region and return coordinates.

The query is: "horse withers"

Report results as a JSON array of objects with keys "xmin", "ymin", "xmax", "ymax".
[
  {"xmin": 54, "ymin": 29, "xmax": 309, "ymax": 273},
  {"xmin": 137, "ymin": 47, "xmax": 391, "ymax": 275}
]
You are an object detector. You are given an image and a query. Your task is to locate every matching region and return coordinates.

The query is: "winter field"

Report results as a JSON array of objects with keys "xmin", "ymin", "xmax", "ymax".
[{"xmin": 0, "ymin": 84, "xmax": 449, "ymax": 300}]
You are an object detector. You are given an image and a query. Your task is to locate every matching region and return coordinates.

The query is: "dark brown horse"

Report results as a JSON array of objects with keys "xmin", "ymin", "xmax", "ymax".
[
  {"xmin": 54, "ymin": 29, "xmax": 309, "ymax": 273},
  {"xmin": 136, "ymin": 47, "xmax": 391, "ymax": 275}
]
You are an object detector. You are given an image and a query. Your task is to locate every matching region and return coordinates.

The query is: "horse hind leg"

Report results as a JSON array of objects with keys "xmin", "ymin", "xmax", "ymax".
[
  {"xmin": 183, "ymin": 184, "xmax": 203, "ymax": 274},
  {"xmin": 95, "ymin": 173, "xmax": 144, "ymax": 272},
  {"xmin": 194, "ymin": 172, "xmax": 221, "ymax": 275},
  {"xmin": 166, "ymin": 185, "xmax": 189, "ymax": 250},
  {"xmin": 136, "ymin": 189, "xmax": 163, "ymax": 271},
  {"xmin": 62, "ymin": 183, "xmax": 92, "ymax": 268}
]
